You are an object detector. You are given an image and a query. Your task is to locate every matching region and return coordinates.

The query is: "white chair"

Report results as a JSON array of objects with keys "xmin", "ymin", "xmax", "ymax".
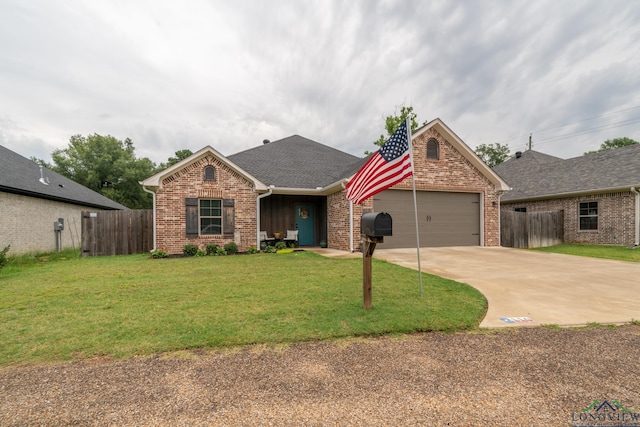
[
  {"xmin": 283, "ymin": 229, "xmax": 298, "ymax": 246},
  {"xmin": 260, "ymin": 231, "xmax": 275, "ymax": 244}
]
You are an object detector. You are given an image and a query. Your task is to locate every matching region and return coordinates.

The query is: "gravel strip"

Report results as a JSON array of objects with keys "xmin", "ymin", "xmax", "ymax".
[{"xmin": 1, "ymin": 325, "xmax": 639, "ymax": 426}]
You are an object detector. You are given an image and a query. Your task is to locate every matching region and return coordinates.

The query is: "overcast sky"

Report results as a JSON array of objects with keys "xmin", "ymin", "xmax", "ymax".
[{"xmin": 1, "ymin": 0, "xmax": 639, "ymax": 166}]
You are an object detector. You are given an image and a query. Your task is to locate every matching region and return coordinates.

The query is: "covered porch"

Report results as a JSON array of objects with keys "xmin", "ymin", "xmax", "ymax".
[{"xmin": 259, "ymin": 194, "xmax": 327, "ymax": 247}]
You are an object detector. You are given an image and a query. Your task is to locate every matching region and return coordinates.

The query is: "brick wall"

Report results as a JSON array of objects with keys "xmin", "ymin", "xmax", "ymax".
[
  {"xmin": 409, "ymin": 128, "xmax": 501, "ymax": 246},
  {"xmin": 1, "ymin": 191, "xmax": 87, "ymax": 254},
  {"xmin": 155, "ymin": 127, "xmax": 503, "ymax": 254},
  {"xmin": 326, "ymin": 128, "xmax": 502, "ymax": 250},
  {"xmin": 155, "ymin": 155, "xmax": 257, "ymax": 254},
  {"xmin": 501, "ymin": 191, "xmax": 637, "ymax": 245},
  {"xmin": 327, "ymin": 191, "xmax": 372, "ymax": 251}
]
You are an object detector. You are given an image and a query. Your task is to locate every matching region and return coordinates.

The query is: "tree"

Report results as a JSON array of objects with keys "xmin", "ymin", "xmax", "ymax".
[
  {"xmin": 157, "ymin": 149, "xmax": 193, "ymax": 170},
  {"xmin": 49, "ymin": 134, "xmax": 156, "ymax": 209},
  {"xmin": 474, "ymin": 143, "xmax": 511, "ymax": 168},
  {"xmin": 584, "ymin": 137, "xmax": 639, "ymax": 155},
  {"xmin": 367, "ymin": 104, "xmax": 427, "ymax": 154}
]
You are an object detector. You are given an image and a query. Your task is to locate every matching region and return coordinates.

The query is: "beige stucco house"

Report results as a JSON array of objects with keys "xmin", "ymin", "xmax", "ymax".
[{"xmin": 0, "ymin": 145, "xmax": 126, "ymax": 255}]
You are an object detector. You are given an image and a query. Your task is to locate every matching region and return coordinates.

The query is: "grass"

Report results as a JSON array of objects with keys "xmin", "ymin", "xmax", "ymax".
[
  {"xmin": 531, "ymin": 243, "xmax": 640, "ymax": 262},
  {"xmin": 540, "ymin": 322, "xmax": 619, "ymax": 331},
  {"xmin": 0, "ymin": 251, "xmax": 486, "ymax": 367}
]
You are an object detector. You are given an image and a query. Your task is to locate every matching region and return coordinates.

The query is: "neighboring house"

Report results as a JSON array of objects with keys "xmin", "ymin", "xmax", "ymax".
[
  {"xmin": 493, "ymin": 146, "xmax": 640, "ymax": 246},
  {"xmin": 0, "ymin": 145, "xmax": 127, "ymax": 255},
  {"xmin": 140, "ymin": 118, "xmax": 509, "ymax": 254}
]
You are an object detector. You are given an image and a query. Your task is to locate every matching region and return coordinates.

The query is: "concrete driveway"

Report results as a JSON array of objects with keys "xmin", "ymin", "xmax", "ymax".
[{"xmin": 372, "ymin": 246, "xmax": 640, "ymax": 328}]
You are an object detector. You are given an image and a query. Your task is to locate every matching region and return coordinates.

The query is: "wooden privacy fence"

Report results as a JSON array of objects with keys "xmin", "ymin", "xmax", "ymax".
[
  {"xmin": 81, "ymin": 210, "xmax": 153, "ymax": 256},
  {"xmin": 501, "ymin": 210, "xmax": 564, "ymax": 248}
]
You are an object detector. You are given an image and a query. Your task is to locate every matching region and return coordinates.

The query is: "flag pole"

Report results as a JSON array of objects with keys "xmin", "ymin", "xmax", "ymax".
[{"xmin": 406, "ymin": 118, "xmax": 423, "ymax": 297}]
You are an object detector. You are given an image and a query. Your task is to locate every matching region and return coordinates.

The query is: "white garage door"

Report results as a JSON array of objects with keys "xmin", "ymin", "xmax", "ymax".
[{"xmin": 373, "ymin": 190, "xmax": 481, "ymax": 248}]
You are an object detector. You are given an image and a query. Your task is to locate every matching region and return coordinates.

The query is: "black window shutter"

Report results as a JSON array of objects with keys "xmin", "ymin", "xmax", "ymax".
[
  {"xmin": 223, "ymin": 199, "xmax": 234, "ymax": 237},
  {"xmin": 186, "ymin": 198, "xmax": 199, "ymax": 238}
]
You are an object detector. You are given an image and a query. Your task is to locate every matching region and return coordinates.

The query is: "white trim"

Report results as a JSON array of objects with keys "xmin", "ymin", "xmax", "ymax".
[
  {"xmin": 497, "ymin": 190, "xmax": 506, "ymax": 246},
  {"xmin": 256, "ymin": 188, "xmax": 273, "ymax": 247},
  {"xmin": 479, "ymin": 191, "xmax": 485, "ymax": 247},
  {"xmin": 631, "ymin": 187, "xmax": 640, "ymax": 246},
  {"xmin": 140, "ymin": 146, "xmax": 268, "ymax": 192},
  {"xmin": 503, "ymin": 184, "xmax": 640, "ymax": 204},
  {"xmin": 267, "ymin": 179, "xmax": 348, "ymax": 196},
  {"xmin": 349, "ymin": 200, "xmax": 354, "ymax": 252},
  {"xmin": 142, "ymin": 186, "xmax": 156, "ymax": 251}
]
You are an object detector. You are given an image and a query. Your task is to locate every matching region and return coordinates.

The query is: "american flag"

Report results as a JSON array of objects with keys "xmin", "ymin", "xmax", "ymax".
[{"xmin": 345, "ymin": 120, "xmax": 413, "ymax": 204}]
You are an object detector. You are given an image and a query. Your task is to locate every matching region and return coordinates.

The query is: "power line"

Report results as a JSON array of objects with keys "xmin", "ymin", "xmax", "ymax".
[
  {"xmin": 494, "ymin": 104, "xmax": 640, "ymax": 145},
  {"xmin": 533, "ymin": 116, "xmax": 640, "ymax": 146}
]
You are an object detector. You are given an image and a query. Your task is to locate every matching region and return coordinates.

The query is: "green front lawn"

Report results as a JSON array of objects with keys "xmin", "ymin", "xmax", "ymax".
[
  {"xmin": 532, "ymin": 243, "xmax": 640, "ymax": 262},
  {"xmin": 0, "ymin": 251, "xmax": 486, "ymax": 367}
]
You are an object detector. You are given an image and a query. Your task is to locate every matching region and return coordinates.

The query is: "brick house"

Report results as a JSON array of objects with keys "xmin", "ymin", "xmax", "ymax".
[
  {"xmin": 493, "ymin": 146, "xmax": 640, "ymax": 246},
  {"xmin": 0, "ymin": 145, "xmax": 126, "ymax": 255},
  {"xmin": 140, "ymin": 118, "xmax": 509, "ymax": 254}
]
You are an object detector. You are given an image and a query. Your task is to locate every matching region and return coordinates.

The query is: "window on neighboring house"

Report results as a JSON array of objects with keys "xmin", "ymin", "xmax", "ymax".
[
  {"xmin": 515, "ymin": 207, "xmax": 527, "ymax": 212},
  {"xmin": 427, "ymin": 139, "xmax": 439, "ymax": 160},
  {"xmin": 200, "ymin": 199, "xmax": 222, "ymax": 235},
  {"xmin": 579, "ymin": 201, "xmax": 598, "ymax": 230},
  {"xmin": 204, "ymin": 166, "xmax": 216, "ymax": 181}
]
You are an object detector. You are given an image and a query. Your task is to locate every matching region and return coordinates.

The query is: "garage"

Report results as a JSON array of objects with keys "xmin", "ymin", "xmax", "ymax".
[{"xmin": 373, "ymin": 190, "xmax": 481, "ymax": 248}]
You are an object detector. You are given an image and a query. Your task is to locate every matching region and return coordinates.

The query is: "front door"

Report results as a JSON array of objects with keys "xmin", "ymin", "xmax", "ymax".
[{"xmin": 295, "ymin": 204, "xmax": 315, "ymax": 245}]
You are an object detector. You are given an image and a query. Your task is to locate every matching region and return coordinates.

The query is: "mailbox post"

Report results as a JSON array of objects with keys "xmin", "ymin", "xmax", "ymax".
[{"xmin": 360, "ymin": 212, "xmax": 392, "ymax": 309}]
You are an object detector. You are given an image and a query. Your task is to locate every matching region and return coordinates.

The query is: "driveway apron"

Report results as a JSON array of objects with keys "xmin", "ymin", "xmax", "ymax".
[{"xmin": 373, "ymin": 246, "xmax": 640, "ymax": 328}]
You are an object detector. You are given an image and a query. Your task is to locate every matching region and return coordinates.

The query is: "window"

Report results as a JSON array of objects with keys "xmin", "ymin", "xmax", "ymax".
[
  {"xmin": 427, "ymin": 139, "xmax": 439, "ymax": 160},
  {"xmin": 515, "ymin": 207, "xmax": 527, "ymax": 213},
  {"xmin": 579, "ymin": 201, "xmax": 598, "ymax": 230},
  {"xmin": 186, "ymin": 198, "xmax": 234, "ymax": 238},
  {"xmin": 200, "ymin": 199, "xmax": 222, "ymax": 235},
  {"xmin": 204, "ymin": 166, "xmax": 216, "ymax": 181}
]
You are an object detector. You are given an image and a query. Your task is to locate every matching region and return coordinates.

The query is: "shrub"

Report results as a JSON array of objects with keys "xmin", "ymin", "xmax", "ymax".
[
  {"xmin": 275, "ymin": 241, "xmax": 286, "ymax": 250},
  {"xmin": 195, "ymin": 248, "xmax": 207, "ymax": 257},
  {"xmin": 246, "ymin": 245, "xmax": 258, "ymax": 254},
  {"xmin": 151, "ymin": 247, "xmax": 168, "ymax": 259},
  {"xmin": 264, "ymin": 245, "xmax": 277, "ymax": 253},
  {"xmin": 224, "ymin": 242, "xmax": 238, "ymax": 255},
  {"xmin": 206, "ymin": 243, "xmax": 220, "ymax": 256},
  {"xmin": 0, "ymin": 244, "xmax": 10, "ymax": 270},
  {"xmin": 214, "ymin": 247, "xmax": 227, "ymax": 256},
  {"xmin": 183, "ymin": 243, "xmax": 198, "ymax": 257}
]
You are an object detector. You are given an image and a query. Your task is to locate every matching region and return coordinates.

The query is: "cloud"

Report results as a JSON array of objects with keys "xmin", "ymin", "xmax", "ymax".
[{"xmin": 1, "ymin": 0, "xmax": 639, "ymax": 167}]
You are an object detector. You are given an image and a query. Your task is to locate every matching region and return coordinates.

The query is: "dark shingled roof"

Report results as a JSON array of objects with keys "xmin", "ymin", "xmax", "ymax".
[
  {"xmin": 228, "ymin": 135, "xmax": 365, "ymax": 188},
  {"xmin": 0, "ymin": 145, "xmax": 127, "ymax": 210},
  {"xmin": 494, "ymin": 145, "xmax": 640, "ymax": 201}
]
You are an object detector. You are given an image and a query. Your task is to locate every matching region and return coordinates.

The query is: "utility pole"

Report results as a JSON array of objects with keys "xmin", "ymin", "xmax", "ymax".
[{"xmin": 528, "ymin": 134, "xmax": 533, "ymax": 150}]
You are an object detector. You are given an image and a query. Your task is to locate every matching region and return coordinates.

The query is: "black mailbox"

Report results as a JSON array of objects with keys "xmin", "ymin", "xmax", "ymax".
[{"xmin": 361, "ymin": 212, "xmax": 392, "ymax": 237}]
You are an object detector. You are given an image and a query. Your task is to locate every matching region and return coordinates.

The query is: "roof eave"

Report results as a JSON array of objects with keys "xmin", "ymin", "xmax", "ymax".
[
  {"xmin": 502, "ymin": 184, "xmax": 640, "ymax": 203},
  {"xmin": 140, "ymin": 146, "xmax": 268, "ymax": 192},
  {"xmin": 269, "ymin": 179, "xmax": 348, "ymax": 196},
  {"xmin": 0, "ymin": 186, "xmax": 125, "ymax": 210}
]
